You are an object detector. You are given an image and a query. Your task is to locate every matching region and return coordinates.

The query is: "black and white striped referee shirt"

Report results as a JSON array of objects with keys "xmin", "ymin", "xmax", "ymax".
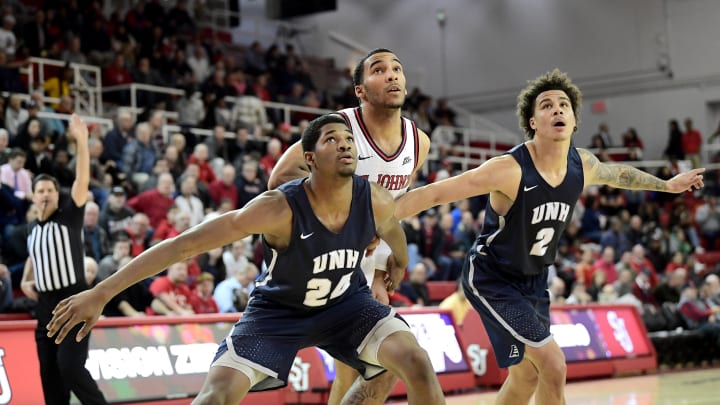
[{"xmin": 27, "ymin": 195, "xmax": 87, "ymax": 292}]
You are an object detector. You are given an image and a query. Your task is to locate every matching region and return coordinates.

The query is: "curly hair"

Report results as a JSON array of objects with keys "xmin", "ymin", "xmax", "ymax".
[{"xmin": 516, "ymin": 69, "xmax": 582, "ymax": 140}]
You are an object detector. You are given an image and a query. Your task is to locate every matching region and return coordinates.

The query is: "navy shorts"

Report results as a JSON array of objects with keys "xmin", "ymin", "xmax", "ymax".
[
  {"xmin": 461, "ymin": 253, "xmax": 552, "ymax": 368},
  {"xmin": 212, "ymin": 289, "xmax": 397, "ymax": 391}
]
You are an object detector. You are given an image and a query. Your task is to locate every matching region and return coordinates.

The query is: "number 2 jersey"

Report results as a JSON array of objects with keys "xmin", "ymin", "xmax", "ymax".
[
  {"xmin": 255, "ymin": 175, "xmax": 376, "ymax": 309},
  {"xmin": 473, "ymin": 144, "xmax": 584, "ymax": 276}
]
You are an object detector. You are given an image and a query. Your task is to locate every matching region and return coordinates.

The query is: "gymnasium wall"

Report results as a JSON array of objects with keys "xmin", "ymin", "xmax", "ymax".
[{"xmin": 241, "ymin": 0, "xmax": 720, "ymax": 160}]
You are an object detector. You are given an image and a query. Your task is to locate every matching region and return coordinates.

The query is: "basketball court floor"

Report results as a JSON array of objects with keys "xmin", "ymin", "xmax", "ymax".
[{"xmin": 391, "ymin": 367, "xmax": 718, "ymax": 405}]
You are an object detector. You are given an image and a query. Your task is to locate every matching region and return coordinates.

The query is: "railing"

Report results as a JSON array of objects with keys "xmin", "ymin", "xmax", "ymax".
[
  {"xmin": 36, "ymin": 111, "xmax": 114, "ymax": 132},
  {"xmin": 21, "ymin": 57, "xmax": 103, "ymax": 116},
  {"xmin": 100, "ymin": 83, "xmax": 185, "ymax": 120}
]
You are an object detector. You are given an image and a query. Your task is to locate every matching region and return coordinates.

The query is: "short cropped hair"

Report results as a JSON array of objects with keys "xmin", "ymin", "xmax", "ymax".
[
  {"xmin": 352, "ymin": 48, "xmax": 395, "ymax": 87},
  {"xmin": 301, "ymin": 114, "xmax": 350, "ymax": 153},
  {"xmin": 516, "ymin": 69, "xmax": 582, "ymax": 140}
]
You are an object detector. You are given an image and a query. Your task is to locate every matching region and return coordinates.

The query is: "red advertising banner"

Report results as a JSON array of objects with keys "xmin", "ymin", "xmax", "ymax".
[
  {"xmin": 456, "ymin": 304, "xmax": 657, "ymax": 386},
  {"xmin": 0, "ymin": 309, "xmax": 476, "ymax": 404}
]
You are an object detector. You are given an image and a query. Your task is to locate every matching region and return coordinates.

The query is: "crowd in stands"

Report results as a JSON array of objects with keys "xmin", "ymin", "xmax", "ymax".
[{"xmin": 1, "ymin": 1, "xmax": 720, "ymax": 354}]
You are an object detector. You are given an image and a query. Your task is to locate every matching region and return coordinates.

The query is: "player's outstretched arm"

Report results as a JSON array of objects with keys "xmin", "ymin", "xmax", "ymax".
[
  {"xmin": 268, "ymin": 141, "xmax": 310, "ymax": 189},
  {"xmin": 578, "ymin": 148, "xmax": 705, "ymax": 193},
  {"xmin": 395, "ymin": 155, "xmax": 513, "ymax": 219},
  {"xmin": 46, "ymin": 190, "xmax": 291, "ymax": 344}
]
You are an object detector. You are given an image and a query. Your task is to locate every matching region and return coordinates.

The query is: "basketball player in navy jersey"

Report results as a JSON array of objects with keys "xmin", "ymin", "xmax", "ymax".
[
  {"xmin": 395, "ymin": 69, "xmax": 705, "ymax": 405},
  {"xmin": 46, "ymin": 114, "xmax": 446, "ymax": 405},
  {"xmin": 269, "ymin": 48, "xmax": 430, "ymax": 405}
]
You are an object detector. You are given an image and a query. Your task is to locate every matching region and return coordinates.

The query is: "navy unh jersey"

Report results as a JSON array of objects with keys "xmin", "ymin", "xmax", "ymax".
[
  {"xmin": 255, "ymin": 176, "xmax": 376, "ymax": 309},
  {"xmin": 474, "ymin": 144, "xmax": 584, "ymax": 276}
]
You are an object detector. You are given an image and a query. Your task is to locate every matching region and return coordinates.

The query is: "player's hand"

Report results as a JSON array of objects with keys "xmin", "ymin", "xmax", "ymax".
[
  {"xmin": 371, "ymin": 272, "xmax": 390, "ymax": 305},
  {"xmin": 46, "ymin": 289, "xmax": 104, "ymax": 343},
  {"xmin": 21, "ymin": 280, "xmax": 38, "ymax": 301},
  {"xmin": 67, "ymin": 113, "xmax": 89, "ymax": 144},
  {"xmin": 365, "ymin": 235, "xmax": 380, "ymax": 257},
  {"xmin": 667, "ymin": 168, "xmax": 705, "ymax": 193},
  {"xmin": 385, "ymin": 255, "xmax": 406, "ymax": 293}
]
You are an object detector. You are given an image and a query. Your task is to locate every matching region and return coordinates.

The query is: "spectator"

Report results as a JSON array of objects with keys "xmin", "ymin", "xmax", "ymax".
[
  {"xmin": 664, "ymin": 119, "xmax": 685, "ymax": 161},
  {"xmin": 0, "ymin": 49, "xmax": 25, "ymax": 93},
  {"xmin": 0, "ymin": 148, "xmax": 33, "ymax": 202},
  {"xmin": 151, "ymin": 204, "xmax": 180, "ymax": 244},
  {"xmin": 122, "ymin": 122, "xmax": 156, "ymax": 186},
  {"xmin": 99, "ymin": 186, "xmax": 135, "ymax": 237},
  {"xmin": 5, "ymin": 94, "xmax": 28, "ymax": 138},
  {"xmin": 187, "ymin": 43, "xmax": 210, "ymax": 84},
  {"xmin": 574, "ymin": 247, "xmax": 596, "ymax": 287},
  {"xmin": 0, "ymin": 264, "xmax": 13, "ymax": 313},
  {"xmin": 243, "ymin": 41, "xmax": 266, "ymax": 75},
  {"xmin": 222, "ymin": 240, "xmax": 249, "ymax": 280},
  {"xmin": 653, "ymin": 267, "xmax": 688, "ymax": 304},
  {"xmin": 84, "ymin": 256, "xmax": 100, "ymax": 288},
  {"xmin": 97, "ymin": 236, "xmax": 131, "ymax": 282},
  {"xmin": 629, "ymin": 244, "xmax": 659, "ymax": 287},
  {"xmin": 230, "ymin": 86, "xmax": 267, "ymax": 135},
  {"xmin": 148, "ymin": 261, "xmax": 194, "ymax": 315},
  {"xmin": 132, "ymin": 57, "xmax": 166, "ymax": 109},
  {"xmin": 124, "ymin": 212, "xmax": 152, "ymax": 257},
  {"xmin": 587, "ymin": 270, "xmax": 609, "ymax": 302},
  {"xmin": 398, "ymin": 262, "xmax": 431, "ymax": 306},
  {"xmin": 103, "ymin": 53, "xmax": 133, "ymax": 104},
  {"xmin": 213, "ymin": 262, "xmax": 259, "ymax": 313},
  {"xmin": 0, "ymin": 14, "xmax": 17, "ymax": 58},
  {"xmin": 186, "ymin": 143, "xmax": 216, "ymax": 185},
  {"xmin": 439, "ymin": 282, "xmax": 472, "ymax": 326},
  {"xmin": 600, "ymin": 217, "xmax": 631, "ymax": 261},
  {"xmin": 695, "ymin": 195, "xmax": 720, "ymax": 250},
  {"xmin": 565, "ymin": 283, "xmax": 592, "ymax": 305},
  {"xmin": 235, "ymin": 159, "xmax": 265, "ymax": 208},
  {"xmin": 83, "ymin": 201, "xmax": 111, "ymax": 262},
  {"xmin": 259, "ymin": 138, "xmax": 282, "ymax": 180},
  {"xmin": 594, "ymin": 122, "xmax": 613, "ymax": 148},
  {"xmin": 682, "ymin": 118, "xmax": 703, "ymax": 169},
  {"xmin": 548, "ymin": 277, "xmax": 566, "ymax": 305},
  {"xmin": 174, "ymin": 175, "xmax": 204, "ymax": 226},
  {"xmin": 61, "ymin": 35, "xmax": 87, "ymax": 65},
  {"xmin": 176, "ymin": 85, "xmax": 204, "ymax": 126},
  {"xmin": 103, "ymin": 257, "xmax": 153, "ymax": 317},
  {"xmin": 204, "ymin": 126, "xmax": 234, "ymax": 164},
  {"xmin": 127, "ymin": 172, "xmax": 175, "ymax": 229},
  {"xmin": 678, "ymin": 285, "xmax": 720, "ymax": 346},
  {"xmin": 593, "ymin": 246, "xmax": 618, "ymax": 284},
  {"xmin": 189, "ymin": 272, "xmax": 218, "ymax": 314},
  {"xmin": 0, "ymin": 129, "xmax": 9, "ymax": 165},
  {"xmin": 102, "ymin": 109, "xmax": 135, "ymax": 166},
  {"xmin": 42, "ymin": 64, "xmax": 74, "ymax": 109},
  {"xmin": 208, "ymin": 164, "xmax": 238, "ymax": 209},
  {"xmin": 614, "ymin": 267, "xmax": 635, "ymax": 298}
]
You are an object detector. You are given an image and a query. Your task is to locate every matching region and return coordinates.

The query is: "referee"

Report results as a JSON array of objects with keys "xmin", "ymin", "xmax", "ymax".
[{"xmin": 21, "ymin": 114, "xmax": 107, "ymax": 405}]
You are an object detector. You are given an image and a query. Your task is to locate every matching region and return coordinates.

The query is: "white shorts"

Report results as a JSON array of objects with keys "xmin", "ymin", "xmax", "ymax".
[{"xmin": 360, "ymin": 239, "xmax": 392, "ymax": 281}]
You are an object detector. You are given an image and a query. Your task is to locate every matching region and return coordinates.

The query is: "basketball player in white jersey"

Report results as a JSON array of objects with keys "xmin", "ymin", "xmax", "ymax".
[{"xmin": 269, "ymin": 48, "xmax": 431, "ymax": 405}]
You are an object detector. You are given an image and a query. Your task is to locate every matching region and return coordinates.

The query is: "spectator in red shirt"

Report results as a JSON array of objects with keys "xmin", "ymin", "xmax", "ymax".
[
  {"xmin": 259, "ymin": 137, "xmax": 282, "ymax": 180},
  {"xmin": 190, "ymin": 272, "xmax": 219, "ymax": 314},
  {"xmin": 593, "ymin": 246, "xmax": 618, "ymax": 284},
  {"xmin": 127, "ymin": 172, "xmax": 175, "ymax": 228},
  {"xmin": 682, "ymin": 118, "xmax": 703, "ymax": 168},
  {"xmin": 678, "ymin": 284, "xmax": 720, "ymax": 345},
  {"xmin": 629, "ymin": 244, "xmax": 659, "ymax": 287},
  {"xmin": 124, "ymin": 213, "xmax": 152, "ymax": 257},
  {"xmin": 208, "ymin": 164, "xmax": 238, "ymax": 209},
  {"xmin": 103, "ymin": 53, "xmax": 133, "ymax": 104},
  {"xmin": 148, "ymin": 262, "xmax": 194, "ymax": 315},
  {"xmin": 186, "ymin": 143, "xmax": 216, "ymax": 185}
]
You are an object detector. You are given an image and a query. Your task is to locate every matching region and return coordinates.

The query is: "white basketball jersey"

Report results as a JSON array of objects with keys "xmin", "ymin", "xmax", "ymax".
[
  {"xmin": 338, "ymin": 107, "xmax": 419, "ymax": 199},
  {"xmin": 338, "ymin": 107, "xmax": 420, "ymax": 275}
]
